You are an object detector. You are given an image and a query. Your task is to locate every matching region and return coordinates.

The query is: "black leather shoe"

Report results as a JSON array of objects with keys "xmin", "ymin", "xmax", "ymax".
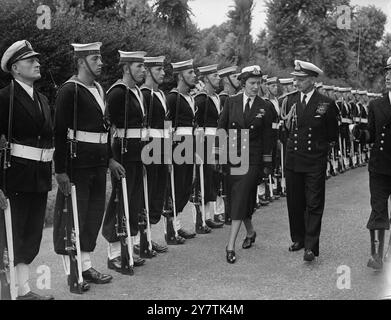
[
  {"xmin": 304, "ymin": 249, "xmax": 315, "ymax": 262},
  {"xmin": 17, "ymin": 291, "xmax": 54, "ymax": 300},
  {"xmin": 133, "ymin": 256, "xmax": 146, "ymax": 267},
  {"xmin": 289, "ymin": 242, "xmax": 304, "ymax": 252},
  {"xmin": 242, "ymin": 232, "xmax": 256, "ymax": 249},
  {"xmin": 226, "ymin": 247, "xmax": 236, "ymax": 264},
  {"xmin": 178, "ymin": 228, "xmax": 196, "ymax": 239},
  {"xmin": 152, "ymin": 241, "xmax": 168, "ymax": 253},
  {"xmin": 134, "ymin": 245, "xmax": 157, "ymax": 259},
  {"xmin": 107, "ymin": 257, "xmax": 134, "ymax": 275},
  {"xmin": 67, "ymin": 276, "xmax": 90, "ymax": 293},
  {"xmin": 82, "ymin": 268, "xmax": 113, "ymax": 284},
  {"xmin": 214, "ymin": 214, "xmax": 225, "ymax": 223},
  {"xmin": 165, "ymin": 234, "xmax": 186, "ymax": 245},
  {"xmin": 206, "ymin": 219, "xmax": 224, "ymax": 229}
]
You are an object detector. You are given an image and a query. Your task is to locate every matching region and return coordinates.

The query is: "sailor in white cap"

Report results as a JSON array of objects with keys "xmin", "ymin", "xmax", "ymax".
[
  {"xmin": 351, "ymin": 57, "xmax": 391, "ymax": 274},
  {"xmin": 284, "ymin": 60, "xmax": 338, "ymax": 262},
  {"xmin": 194, "ymin": 64, "xmax": 224, "ymax": 231},
  {"xmin": 0, "ymin": 40, "xmax": 54, "ymax": 300},
  {"xmin": 336, "ymin": 87, "xmax": 354, "ymax": 169},
  {"xmin": 219, "ymin": 65, "xmax": 274, "ymax": 264},
  {"xmin": 218, "ymin": 66, "xmax": 240, "ymax": 108},
  {"xmin": 139, "ymin": 56, "xmax": 169, "ymax": 254},
  {"xmin": 53, "ymin": 42, "xmax": 119, "ymax": 292},
  {"xmin": 216, "ymin": 66, "xmax": 240, "ymax": 225},
  {"xmin": 264, "ymin": 76, "xmax": 283, "ymax": 200},
  {"xmin": 279, "ymin": 78, "xmax": 295, "ymax": 96},
  {"xmin": 165, "ymin": 59, "xmax": 198, "ymax": 244},
  {"xmin": 102, "ymin": 51, "xmax": 149, "ymax": 274}
]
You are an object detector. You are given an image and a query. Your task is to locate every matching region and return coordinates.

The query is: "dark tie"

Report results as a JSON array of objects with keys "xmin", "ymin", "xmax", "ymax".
[
  {"xmin": 302, "ymin": 94, "xmax": 307, "ymax": 109},
  {"xmin": 33, "ymin": 90, "xmax": 44, "ymax": 120},
  {"xmin": 244, "ymin": 98, "xmax": 251, "ymax": 121}
]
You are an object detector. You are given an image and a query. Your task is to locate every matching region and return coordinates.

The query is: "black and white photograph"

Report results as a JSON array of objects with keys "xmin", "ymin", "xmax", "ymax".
[{"xmin": 1, "ymin": 0, "xmax": 391, "ymax": 308}]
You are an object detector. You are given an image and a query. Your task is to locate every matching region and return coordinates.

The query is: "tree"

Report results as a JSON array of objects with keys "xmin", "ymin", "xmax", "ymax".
[
  {"xmin": 350, "ymin": 5, "xmax": 387, "ymax": 87},
  {"xmin": 152, "ymin": 0, "xmax": 193, "ymax": 40},
  {"xmin": 265, "ymin": 0, "xmax": 351, "ymax": 81},
  {"xmin": 227, "ymin": 0, "xmax": 254, "ymax": 65}
]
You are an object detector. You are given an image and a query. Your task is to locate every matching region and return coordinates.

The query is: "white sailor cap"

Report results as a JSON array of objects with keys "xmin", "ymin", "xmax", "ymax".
[
  {"xmin": 351, "ymin": 89, "xmax": 358, "ymax": 94},
  {"xmin": 238, "ymin": 65, "xmax": 262, "ymax": 81},
  {"xmin": 218, "ymin": 66, "xmax": 238, "ymax": 78},
  {"xmin": 315, "ymin": 82, "xmax": 323, "ymax": 88},
  {"xmin": 118, "ymin": 51, "xmax": 146, "ymax": 65},
  {"xmin": 198, "ymin": 64, "xmax": 219, "ymax": 76},
  {"xmin": 323, "ymin": 85, "xmax": 334, "ymax": 90},
  {"xmin": 358, "ymin": 90, "xmax": 368, "ymax": 95},
  {"xmin": 1, "ymin": 40, "xmax": 40, "ymax": 73},
  {"xmin": 385, "ymin": 57, "xmax": 391, "ymax": 70},
  {"xmin": 144, "ymin": 56, "xmax": 165, "ymax": 67},
  {"xmin": 291, "ymin": 60, "xmax": 323, "ymax": 77},
  {"xmin": 71, "ymin": 42, "xmax": 102, "ymax": 58},
  {"xmin": 279, "ymin": 78, "xmax": 294, "ymax": 85},
  {"xmin": 171, "ymin": 59, "xmax": 194, "ymax": 73},
  {"xmin": 266, "ymin": 76, "xmax": 278, "ymax": 85}
]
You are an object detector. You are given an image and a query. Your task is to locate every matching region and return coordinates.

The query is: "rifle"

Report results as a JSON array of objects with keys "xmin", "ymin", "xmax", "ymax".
[
  {"xmin": 139, "ymin": 88, "xmax": 154, "ymax": 258},
  {"xmin": 65, "ymin": 83, "xmax": 84, "ymax": 293},
  {"xmin": 0, "ymin": 80, "xmax": 17, "ymax": 300},
  {"xmin": 116, "ymin": 87, "xmax": 134, "ymax": 275}
]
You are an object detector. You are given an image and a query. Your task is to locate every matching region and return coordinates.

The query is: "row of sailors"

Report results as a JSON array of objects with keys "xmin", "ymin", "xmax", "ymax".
[{"xmin": 0, "ymin": 39, "xmax": 382, "ymax": 299}]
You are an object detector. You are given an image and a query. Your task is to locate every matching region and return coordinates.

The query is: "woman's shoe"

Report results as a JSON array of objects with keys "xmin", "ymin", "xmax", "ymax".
[
  {"xmin": 242, "ymin": 232, "xmax": 256, "ymax": 249},
  {"xmin": 226, "ymin": 246, "xmax": 236, "ymax": 264}
]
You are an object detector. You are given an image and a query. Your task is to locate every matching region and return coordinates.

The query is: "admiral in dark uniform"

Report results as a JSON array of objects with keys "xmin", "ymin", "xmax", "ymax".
[
  {"xmin": 284, "ymin": 60, "xmax": 338, "ymax": 262},
  {"xmin": 218, "ymin": 65, "xmax": 273, "ymax": 264},
  {"xmin": 0, "ymin": 40, "xmax": 54, "ymax": 300},
  {"xmin": 352, "ymin": 57, "xmax": 391, "ymax": 270},
  {"xmin": 102, "ymin": 51, "xmax": 148, "ymax": 271},
  {"xmin": 53, "ymin": 42, "xmax": 117, "ymax": 286}
]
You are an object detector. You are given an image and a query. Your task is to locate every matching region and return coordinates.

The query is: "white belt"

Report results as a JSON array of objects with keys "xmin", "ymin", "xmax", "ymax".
[
  {"xmin": 68, "ymin": 129, "xmax": 108, "ymax": 144},
  {"xmin": 353, "ymin": 117, "xmax": 361, "ymax": 122},
  {"xmin": 360, "ymin": 119, "xmax": 368, "ymax": 124},
  {"xmin": 341, "ymin": 118, "xmax": 353, "ymax": 124},
  {"xmin": 116, "ymin": 128, "xmax": 170, "ymax": 139},
  {"xmin": 272, "ymin": 122, "xmax": 280, "ymax": 130},
  {"xmin": 11, "ymin": 144, "xmax": 54, "ymax": 162},
  {"xmin": 204, "ymin": 127, "xmax": 217, "ymax": 136},
  {"xmin": 174, "ymin": 127, "xmax": 193, "ymax": 136}
]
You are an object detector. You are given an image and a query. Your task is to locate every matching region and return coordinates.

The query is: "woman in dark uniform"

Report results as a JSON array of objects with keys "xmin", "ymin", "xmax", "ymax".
[{"xmin": 218, "ymin": 66, "xmax": 273, "ymax": 264}]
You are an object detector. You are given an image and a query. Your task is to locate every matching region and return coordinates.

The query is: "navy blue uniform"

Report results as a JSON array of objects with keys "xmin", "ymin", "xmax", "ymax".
[
  {"xmin": 284, "ymin": 90, "xmax": 338, "ymax": 256},
  {"xmin": 53, "ymin": 77, "xmax": 110, "ymax": 255},
  {"xmin": 218, "ymin": 93, "xmax": 273, "ymax": 221},
  {"xmin": 0, "ymin": 81, "xmax": 53, "ymax": 264}
]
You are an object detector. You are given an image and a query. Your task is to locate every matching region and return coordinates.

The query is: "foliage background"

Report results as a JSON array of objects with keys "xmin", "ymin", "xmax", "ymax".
[{"xmin": 0, "ymin": 0, "xmax": 390, "ymax": 101}]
